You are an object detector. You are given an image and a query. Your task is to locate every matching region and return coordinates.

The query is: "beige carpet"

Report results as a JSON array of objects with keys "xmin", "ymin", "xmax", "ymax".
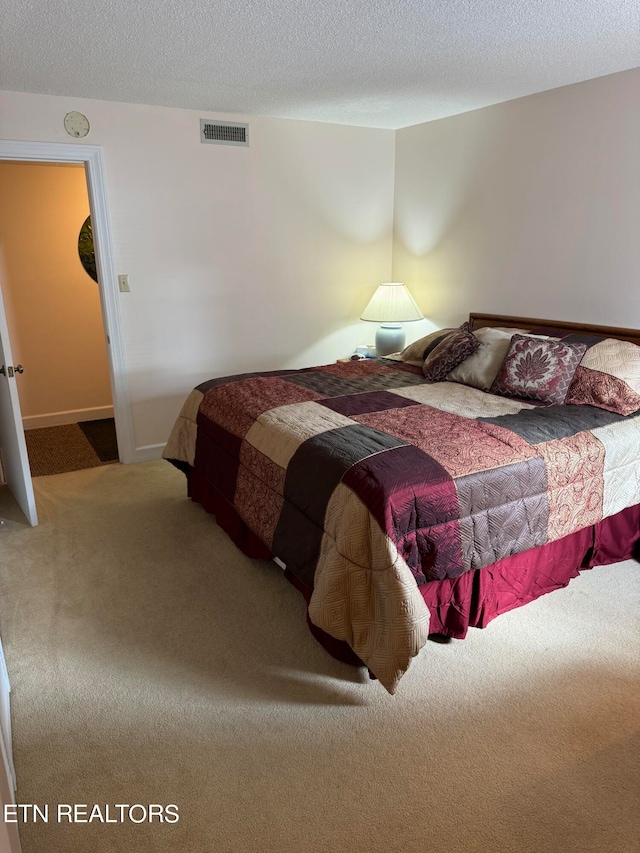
[{"xmin": 0, "ymin": 460, "xmax": 638, "ymax": 853}]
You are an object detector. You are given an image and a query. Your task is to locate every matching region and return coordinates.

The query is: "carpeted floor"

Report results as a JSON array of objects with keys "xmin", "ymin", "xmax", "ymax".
[
  {"xmin": 0, "ymin": 460, "xmax": 638, "ymax": 853},
  {"xmin": 24, "ymin": 418, "xmax": 118, "ymax": 476}
]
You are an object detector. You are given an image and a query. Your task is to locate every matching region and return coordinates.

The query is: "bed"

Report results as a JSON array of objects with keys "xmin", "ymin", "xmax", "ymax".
[{"xmin": 163, "ymin": 313, "xmax": 640, "ymax": 693}]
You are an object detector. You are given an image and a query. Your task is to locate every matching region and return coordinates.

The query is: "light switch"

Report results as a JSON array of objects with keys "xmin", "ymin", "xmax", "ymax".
[{"xmin": 118, "ymin": 275, "xmax": 131, "ymax": 293}]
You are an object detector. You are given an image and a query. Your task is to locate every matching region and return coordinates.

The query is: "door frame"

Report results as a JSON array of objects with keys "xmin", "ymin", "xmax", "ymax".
[
  {"xmin": 0, "ymin": 640, "xmax": 21, "ymax": 853},
  {"xmin": 0, "ymin": 140, "xmax": 135, "ymax": 463}
]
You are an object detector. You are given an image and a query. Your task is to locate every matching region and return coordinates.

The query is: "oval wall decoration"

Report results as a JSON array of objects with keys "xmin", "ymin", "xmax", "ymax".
[{"xmin": 78, "ymin": 215, "xmax": 98, "ymax": 282}]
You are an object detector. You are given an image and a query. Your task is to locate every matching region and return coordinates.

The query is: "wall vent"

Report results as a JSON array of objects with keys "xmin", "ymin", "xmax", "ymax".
[{"xmin": 200, "ymin": 119, "xmax": 249, "ymax": 147}]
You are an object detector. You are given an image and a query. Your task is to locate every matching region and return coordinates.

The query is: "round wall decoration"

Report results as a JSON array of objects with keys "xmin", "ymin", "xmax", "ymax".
[{"xmin": 64, "ymin": 111, "xmax": 90, "ymax": 138}]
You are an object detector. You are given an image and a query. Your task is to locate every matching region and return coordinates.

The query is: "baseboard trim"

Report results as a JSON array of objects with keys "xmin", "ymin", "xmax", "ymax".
[
  {"xmin": 132, "ymin": 443, "xmax": 165, "ymax": 463},
  {"xmin": 23, "ymin": 406, "xmax": 114, "ymax": 430}
]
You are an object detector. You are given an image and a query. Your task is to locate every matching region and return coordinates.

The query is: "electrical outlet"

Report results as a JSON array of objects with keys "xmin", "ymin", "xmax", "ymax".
[{"xmin": 118, "ymin": 274, "xmax": 131, "ymax": 293}]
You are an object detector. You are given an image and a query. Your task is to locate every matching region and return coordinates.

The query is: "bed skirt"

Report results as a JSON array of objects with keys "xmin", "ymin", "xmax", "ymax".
[{"xmin": 188, "ymin": 466, "xmax": 640, "ymax": 667}]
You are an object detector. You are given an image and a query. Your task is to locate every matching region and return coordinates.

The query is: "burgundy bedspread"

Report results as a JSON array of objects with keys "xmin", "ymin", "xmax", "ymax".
[{"xmin": 164, "ymin": 358, "xmax": 640, "ymax": 692}]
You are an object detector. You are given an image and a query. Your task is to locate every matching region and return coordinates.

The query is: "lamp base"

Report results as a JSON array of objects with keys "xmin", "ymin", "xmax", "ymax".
[{"xmin": 375, "ymin": 323, "xmax": 405, "ymax": 357}]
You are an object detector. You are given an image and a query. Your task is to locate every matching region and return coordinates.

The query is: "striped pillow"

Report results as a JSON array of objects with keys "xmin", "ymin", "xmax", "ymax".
[{"xmin": 422, "ymin": 323, "xmax": 480, "ymax": 382}]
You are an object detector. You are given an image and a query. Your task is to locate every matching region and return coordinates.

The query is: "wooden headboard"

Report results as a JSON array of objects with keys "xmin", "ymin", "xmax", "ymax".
[{"xmin": 469, "ymin": 313, "xmax": 640, "ymax": 347}]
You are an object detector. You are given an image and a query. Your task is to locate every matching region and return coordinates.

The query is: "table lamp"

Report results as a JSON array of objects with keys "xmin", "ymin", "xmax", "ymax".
[{"xmin": 360, "ymin": 282, "xmax": 424, "ymax": 356}]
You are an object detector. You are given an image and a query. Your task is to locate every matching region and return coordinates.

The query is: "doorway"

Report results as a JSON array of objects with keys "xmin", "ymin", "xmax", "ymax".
[
  {"xmin": 0, "ymin": 139, "xmax": 134, "ymax": 525},
  {"xmin": 0, "ymin": 160, "xmax": 117, "ymax": 476}
]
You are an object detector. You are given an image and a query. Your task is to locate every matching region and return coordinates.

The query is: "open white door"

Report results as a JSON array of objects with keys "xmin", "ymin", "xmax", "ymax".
[{"xmin": 0, "ymin": 279, "xmax": 37, "ymax": 527}]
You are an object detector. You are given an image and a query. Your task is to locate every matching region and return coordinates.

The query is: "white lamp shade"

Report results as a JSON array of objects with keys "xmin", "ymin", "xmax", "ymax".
[{"xmin": 360, "ymin": 282, "xmax": 424, "ymax": 323}]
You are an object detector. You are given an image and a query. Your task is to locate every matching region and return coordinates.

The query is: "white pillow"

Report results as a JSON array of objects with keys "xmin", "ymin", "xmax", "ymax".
[{"xmin": 446, "ymin": 327, "xmax": 521, "ymax": 391}]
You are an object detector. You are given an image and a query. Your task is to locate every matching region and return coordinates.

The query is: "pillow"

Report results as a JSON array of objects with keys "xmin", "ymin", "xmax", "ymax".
[
  {"xmin": 490, "ymin": 334, "xmax": 586, "ymax": 404},
  {"xmin": 399, "ymin": 328, "xmax": 454, "ymax": 366},
  {"xmin": 422, "ymin": 323, "xmax": 480, "ymax": 382},
  {"xmin": 447, "ymin": 327, "xmax": 522, "ymax": 391},
  {"xmin": 563, "ymin": 335, "xmax": 640, "ymax": 415}
]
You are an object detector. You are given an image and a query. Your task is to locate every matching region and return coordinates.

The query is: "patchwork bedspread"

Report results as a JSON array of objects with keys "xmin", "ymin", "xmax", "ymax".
[{"xmin": 163, "ymin": 358, "xmax": 640, "ymax": 692}]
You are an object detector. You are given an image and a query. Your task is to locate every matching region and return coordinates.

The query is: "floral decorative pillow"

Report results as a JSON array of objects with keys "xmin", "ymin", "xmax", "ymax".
[
  {"xmin": 490, "ymin": 334, "xmax": 586, "ymax": 404},
  {"xmin": 562, "ymin": 334, "xmax": 640, "ymax": 415},
  {"xmin": 422, "ymin": 323, "xmax": 480, "ymax": 382},
  {"xmin": 446, "ymin": 328, "xmax": 555, "ymax": 391}
]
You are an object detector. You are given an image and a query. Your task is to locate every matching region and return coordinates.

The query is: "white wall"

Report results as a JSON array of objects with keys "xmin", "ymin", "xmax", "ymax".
[
  {"xmin": 4, "ymin": 70, "xmax": 636, "ymax": 452},
  {"xmin": 0, "ymin": 91, "xmax": 396, "ymax": 453},
  {"xmin": 392, "ymin": 68, "xmax": 640, "ymax": 337},
  {"xmin": 0, "ymin": 161, "xmax": 112, "ymax": 426}
]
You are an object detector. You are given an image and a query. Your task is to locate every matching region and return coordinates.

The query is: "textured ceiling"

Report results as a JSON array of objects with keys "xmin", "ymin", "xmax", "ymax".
[{"xmin": 1, "ymin": 0, "xmax": 638, "ymax": 129}]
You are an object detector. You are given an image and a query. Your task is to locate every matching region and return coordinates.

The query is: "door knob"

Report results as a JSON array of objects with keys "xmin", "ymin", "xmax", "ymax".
[{"xmin": 0, "ymin": 364, "xmax": 24, "ymax": 377}]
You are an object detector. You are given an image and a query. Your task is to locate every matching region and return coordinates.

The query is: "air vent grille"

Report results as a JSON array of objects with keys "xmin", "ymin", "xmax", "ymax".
[{"xmin": 200, "ymin": 119, "xmax": 249, "ymax": 146}]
